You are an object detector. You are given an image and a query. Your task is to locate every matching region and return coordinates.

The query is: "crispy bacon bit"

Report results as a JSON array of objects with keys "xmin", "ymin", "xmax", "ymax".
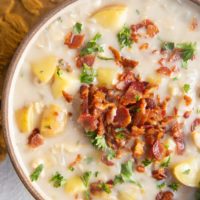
[
  {"xmin": 152, "ymin": 168, "xmax": 167, "ymax": 180},
  {"xmin": 190, "ymin": 17, "xmax": 198, "ymax": 31},
  {"xmin": 156, "ymin": 191, "xmax": 174, "ymax": 200},
  {"xmin": 101, "ymin": 154, "xmax": 114, "ymax": 166},
  {"xmin": 183, "ymin": 95, "xmax": 192, "ymax": 106},
  {"xmin": 120, "ymin": 57, "xmax": 139, "ymax": 68},
  {"xmin": 109, "ymin": 46, "xmax": 121, "ymax": 62},
  {"xmin": 114, "ymin": 106, "xmax": 131, "ymax": 128},
  {"xmin": 183, "ymin": 111, "xmax": 191, "ymax": 119},
  {"xmin": 157, "ymin": 67, "xmax": 172, "ymax": 76},
  {"xmin": 78, "ymin": 114, "xmax": 98, "ymax": 131},
  {"xmin": 62, "ymin": 91, "xmax": 73, "ymax": 103},
  {"xmin": 146, "ymin": 23, "xmax": 159, "ymax": 37},
  {"xmin": 97, "ymin": 116, "xmax": 105, "ymax": 135},
  {"xmin": 133, "ymin": 139, "xmax": 144, "ymax": 158},
  {"xmin": 28, "ymin": 128, "xmax": 44, "ymax": 148},
  {"xmin": 171, "ymin": 122, "xmax": 185, "ymax": 154},
  {"xmin": 136, "ymin": 165, "xmax": 145, "ymax": 173},
  {"xmin": 131, "ymin": 126, "xmax": 145, "ymax": 137},
  {"xmin": 191, "ymin": 118, "xmax": 200, "ymax": 131},
  {"xmin": 64, "ymin": 32, "xmax": 85, "ymax": 49},
  {"xmin": 68, "ymin": 154, "xmax": 82, "ymax": 169},
  {"xmin": 76, "ymin": 54, "xmax": 95, "ymax": 68},
  {"xmin": 151, "ymin": 140, "xmax": 164, "ymax": 160},
  {"xmin": 90, "ymin": 181, "xmax": 113, "ymax": 195},
  {"xmin": 139, "ymin": 43, "xmax": 149, "ymax": 50}
]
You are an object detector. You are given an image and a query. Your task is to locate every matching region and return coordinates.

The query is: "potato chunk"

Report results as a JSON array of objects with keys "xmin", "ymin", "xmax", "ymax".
[
  {"xmin": 97, "ymin": 67, "xmax": 118, "ymax": 87},
  {"xmin": 173, "ymin": 158, "xmax": 200, "ymax": 187},
  {"xmin": 118, "ymin": 191, "xmax": 135, "ymax": 200},
  {"xmin": 51, "ymin": 68, "xmax": 80, "ymax": 98},
  {"xmin": 40, "ymin": 104, "xmax": 67, "ymax": 137},
  {"xmin": 15, "ymin": 105, "xmax": 34, "ymax": 133},
  {"xmin": 91, "ymin": 5, "xmax": 128, "ymax": 29},
  {"xmin": 32, "ymin": 55, "xmax": 57, "ymax": 83},
  {"xmin": 64, "ymin": 176, "xmax": 85, "ymax": 194},
  {"xmin": 192, "ymin": 131, "xmax": 200, "ymax": 150}
]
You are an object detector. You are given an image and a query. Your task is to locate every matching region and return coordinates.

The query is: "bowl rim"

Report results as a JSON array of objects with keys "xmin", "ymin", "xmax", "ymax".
[
  {"xmin": 1, "ymin": 0, "xmax": 77, "ymax": 199},
  {"xmin": 1, "ymin": 0, "xmax": 200, "ymax": 200}
]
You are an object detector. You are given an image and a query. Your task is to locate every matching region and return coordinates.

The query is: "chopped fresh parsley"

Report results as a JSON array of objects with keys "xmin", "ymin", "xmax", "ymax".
[
  {"xmin": 98, "ymin": 183, "xmax": 111, "ymax": 194},
  {"xmin": 183, "ymin": 84, "xmax": 190, "ymax": 93},
  {"xmin": 57, "ymin": 68, "xmax": 63, "ymax": 77},
  {"xmin": 68, "ymin": 166, "xmax": 74, "ymax": 171},
  {"xmin": 86, "ymin": 131, "xmax": 115, "ymax": 160},
  {"xmin": 160, "ymin": 156, "xmax": 171, "ymax": 168},
  {"xmin": 173, "ymin": 77, "xmax": 178, "ymax": 81},
  {"xmin": 168, "ymin": 182, "xmax": 179, "ymax": 191},
  {"xmin": 80, "ymin": 33, "xmax": 103, "ymax": 56},
  {"xmin": 142, "ymin": 159, "xmax": 152, "ymax": 167},
  {"xmin": 115, "ymin": 128, "xmax": 126, "ymax": 132},
  {"xmin": 177, "ymin": 42, "xmax": 197, "ymax": 63},
  {"xmin": 73, "ymin": 22, "xmax": 82, "ymax": 34},
  {"xmin": 157, "ymin": 182, "xmax": 166, "ymax": 189},
  {"xmin": 94, "ymin": 171, "xmax": 99, "ymax": 177},
  {"xmin": 116, "ymin": 133, "xmax": 125, "ymax": 140},
  {"xmin": 161, "ymin": 42, "xmax": 175, "ymax": 51},
  {"xmin": 50, "ymin": 172, "xmax": 66, "ymax": 188},
  {"xmin": 80, "ymin": 64, "xmax": 96, "ymax": 84},
  {"xmin": 30, "ymin": 164, "xmax": 44, "ymax": 182},
  {"xmin": 84, "ymin": 191, "xmax": 90, "ymax": 200},
  {"xmin": 117, "ymin": 26, "xmax": 133, "ymax": 49},
  {"xmin": 114, "ymin": 161, "xmax": 134, "ymax": 184},
  {"xmin": 81, "ymin": 171, "xmax": 92, "ymax": 187},
  {"xmin": 97, "ymin": 55, "xmax": 114, "ymax": 61},
  {"xmin": 135, "ymin": 95, "xmax": 141, "ymax": 102},
  {"xmin": 182, "ymin": 169, "xmax": 191, "ymax": 175}
]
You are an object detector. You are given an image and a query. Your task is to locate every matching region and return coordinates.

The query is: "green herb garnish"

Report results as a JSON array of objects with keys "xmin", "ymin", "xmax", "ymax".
[
  {"xmin": 183, "ymin": 84, "xmax": 190, "ymax": 93},
  {"xmin": 197, "ymin": 108, "xmax": 200, "ymax": 114},
  {"xmin": 98, "ymin": 183, "xmax": 111, "ymax": 194},
  {"xmin": 117, "ymin": 26, "xmax": 133, "ymax": 49},
  {"xmin": 94, "ymin": 171, "xmax": 99, "ymax": 177},
  {"xmin": 50, "ymin": 172, "xmax": 66, "ymax": 188},
  {"xmin": 116, "ymin": 133, "xmax": 125, "ymax": 140},
  {"xmin": 85, "ymin": 156, "xmax": 93, "ymax": 164},
  {"xmin": 97, "ymin": 55, "xmax": 114, "ymax": 61},
  {"xmin": 30, "ymin": 164, "xmax": 44, "ymax": 182},
  {"xmin": 80, "ymin": 64, "xmax": 96, "ymax": 84},
  {"xmin": 173, "ymin": 77, "xmax": 178, "ymax": 81},
  {"xmin": 68, "ymin": 166, "xmax": 74, "ymax": 172},
  {"xmin": 135, "ymin": 95, "xmax": 141, "ymax": 102},
  {"xmin": 81, "ymin": 171, "xmax": 92, "ymax": 187},
  {"xmin": 157, "ymin": 182, "xmax": 166, "ymax": 189},
  {"xmin": 161, "ymin": 42, "xmax": 175, "ymax": 51},
  {"xmin": 160, "ymin": 156, "xmax": 171, "ymax": 168},
  {"xmin": 57, "ymin": 68, "xmax": 63, "ymax": 77},
  {"xmin": 168, "ymin": 182, "xmax": 179, "ymax": 191},
  {"xmin": 115, "ymin": 128, "xmax": 126, "ymax": 132},
  {"xmin": 142, "ymin": 159, "xmax": 152, "ymax": 167},
  {"xmin": 73, "ymin": 22, "xmax": 82, "ymax": 34},
  {"xmin": 80, "ymin": 33, "xmax": 103, "ymax": 56},
  {"xmin": 182, "ymin": 169, "xmax": 191, "ymax": 175}
]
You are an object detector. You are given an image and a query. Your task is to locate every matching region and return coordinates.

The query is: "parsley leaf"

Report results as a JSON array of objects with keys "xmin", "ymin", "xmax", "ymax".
[
  {"xmin": 117, "ymin": 26, "xmax": 133, "ymax": 49},
  {"xmin": 142, "ymin": 159, "xmax": 152, "ymax": 167},
  {"xmin": 80, "ymin": 64, "xmax": 96, "ymax": 84},
  {"xmin": 160, "ymin": 156, "xmax": 171, "ymax": 168},
  {"xmin": 94, "ymin": 171, "xmax": 99, "ymax": 177},
  {"xmin": 183, "ymin": 84, "xmax": 190, "ymax": 93},
  {"xmin": 161, "ymin": 42, "xmax": 175, "ymax": 51},
  {"xmin": 182, "ymin": 169, "xmax": 191, "ymax": 175},
  {"xmin": 57, "ymin": 68, "xmax": 63, "ymax": 77},
  {"xmin": 116, "ymin": 133, "xmax": 125, "ymax": 140},
  {"xmin": 80, "ymin": 33, "xmax": 103, "ymax": 56},
  {"xmin": 81, "ymin": 171, "xmax": 92, "ymax": 187},
  {"xmin": 50, "ymin": 172, "xmax": 66, "ymax": 188},
  {"xmin": 168, "ymin": 182, "xmax": 179, "ymax": 191},
  {"xmin": 73, "ymin": 22, "xmax": 82, "ymax": 34},
  {"xmin": 97, "ymin": 55, "xmax": 114, "ymax": 61},
  {"xmin": 68, "ymin": 166, "xmax": 74, "ymax": 171},
  {"xmin": 30, "ymin": 164, "xmax": 44, "ymax": 182},
  {"xmin": 177, "ymin": 42, "xmax": 197, "ymax": 63},
  {"xmin": 98, "ymin": 183, "xmax": 111, "ymax": 194},
  {"xmin": 157, "ymin": 182, "xmax": 166, "ymax": 189}
]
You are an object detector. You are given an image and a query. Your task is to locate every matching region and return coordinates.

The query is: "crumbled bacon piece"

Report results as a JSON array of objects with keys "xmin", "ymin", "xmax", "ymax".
[
  {"xmin": 90, "ymin": 181, "xmax": 113, "ymax": 195},
  {"xmin": 183, "ymin": 111, "xmax": 191, "ymax": 119},
  {"xmin": 136, "ymin": 165, "xmax": 145, "ymax": 173},
  {"xmin": 132, "ymin": 139, "xmax": 144, "ymax": 158},
  {"xmin": 68, "ymin": 154, "xmax": 82, "ymax": 169},
  {"xmin": 62, "ymin": 91, "xmax": 73, "ymax": 103},
  {"xmin": 64, "ymin": 32, "xmax": 85, "ymax": 49},
  {"xmin": 157, "ymin": 67, "xmax": 172, "ymax": 76},
  {"xmin": 152, "ymin": 168, "xmax": 167, "ymax": 180},
  {"xmin": 78, "ymin": 114, "xmax": 98, "ymax": 131},
  {"xmin": 109, "ymin": 46, "xmax": 121, "ymax": 62},
  {"xmin": 191, "ymin": 118, "xmax": 200, "ymax": 131},
  {"xmin": 76, "ymin": 54, "xmax": 95, "ymax": 68},
  {"xmin": 190, "ymin": 17, "xmax": 198, "ymax": 31},
  {"xmin": 183, "ymin": 95, "xmax": 192, "ymax": 106},
  {"xmin": 101, "ymin": 154, "xmax": 114, "ymax": 166},
  {"xmin": 113, "ymin": 106, "xmax": 131, "ymax": 128},
  {"xmin": 97, "ymin": 116, "xmax": 105, "ymax": 135},
  {"xmin": 139, "ymin": 43, "xmax": 149, "ymax": 50},
  {"xmin": 120, "ymin": 57, "xmax": 139, "ymax": 68},
  {"xmin": 28, "ymin": 128, "xmax": 44, "ymax": 148},
  {"xmin": 156, "ymin": 191, "xmax": 174, "ymax": 200},
  {"xmin": 151, "ymin": 140, "xmax": 164, "ymax": 160},
  {"xmin": 131, "ymin": 126, "xmax": 145, "ymax": 137}
]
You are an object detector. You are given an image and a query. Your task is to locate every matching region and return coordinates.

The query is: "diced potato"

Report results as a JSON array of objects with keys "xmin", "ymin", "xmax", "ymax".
[
  {"xmin": 15, "ymin": 105, "xmax": 34, "ymax": 133},
  {"xmin": 64, "ymin": 176, "xmax": 85, "ymax": 194},
  {"xmin": 118, "ymin": 191, "xmax": 135, "ymax": 200},
  {"xmin": 147, "ymin": 74, "xmax": 162, "ymax": 85},
  {"xmin": 168, "ymin": 84, "xmax": 180, "ymax": 96},
  {"xmin": 192, "ymin": 131, "xmax": 200, "ymax": 150},
  {"xmin": 51, "ymin": 68, "xmax": 80, "ymax": 98},
  {"xmin": 40, "ymin": 104, "xmax": 67, "ymax": 137},
  {"xmin": 32, "ymin": 55, "xmax": 57, "ymax": 83},
  {"xmin": 91, "ymin": 5, "xmax": 128, "ymax": 29},
  {"xmin": 97, "ymin": 67, "xmax": 118, "ymax": 87},
  {"xmin": 173, "ymin": 158, "xmax": 200, "ymax": 187}
]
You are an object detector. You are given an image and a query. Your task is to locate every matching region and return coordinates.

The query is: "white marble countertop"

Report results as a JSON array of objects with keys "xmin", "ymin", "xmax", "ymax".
[{"xmin": 0, "ymin": 157, "xmax": 33, "ymax": 200}]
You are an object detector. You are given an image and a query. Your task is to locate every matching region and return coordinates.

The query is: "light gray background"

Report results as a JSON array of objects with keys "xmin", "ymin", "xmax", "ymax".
[{"xmin": 0, "ymin": 157, "xmax": 33, "ymax": 200}]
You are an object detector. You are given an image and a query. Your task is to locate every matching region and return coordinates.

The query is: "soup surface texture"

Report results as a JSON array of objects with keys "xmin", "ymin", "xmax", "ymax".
[{"xmin": 10, "ymin": 0, "xmax": 200, "ymax": 199}]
